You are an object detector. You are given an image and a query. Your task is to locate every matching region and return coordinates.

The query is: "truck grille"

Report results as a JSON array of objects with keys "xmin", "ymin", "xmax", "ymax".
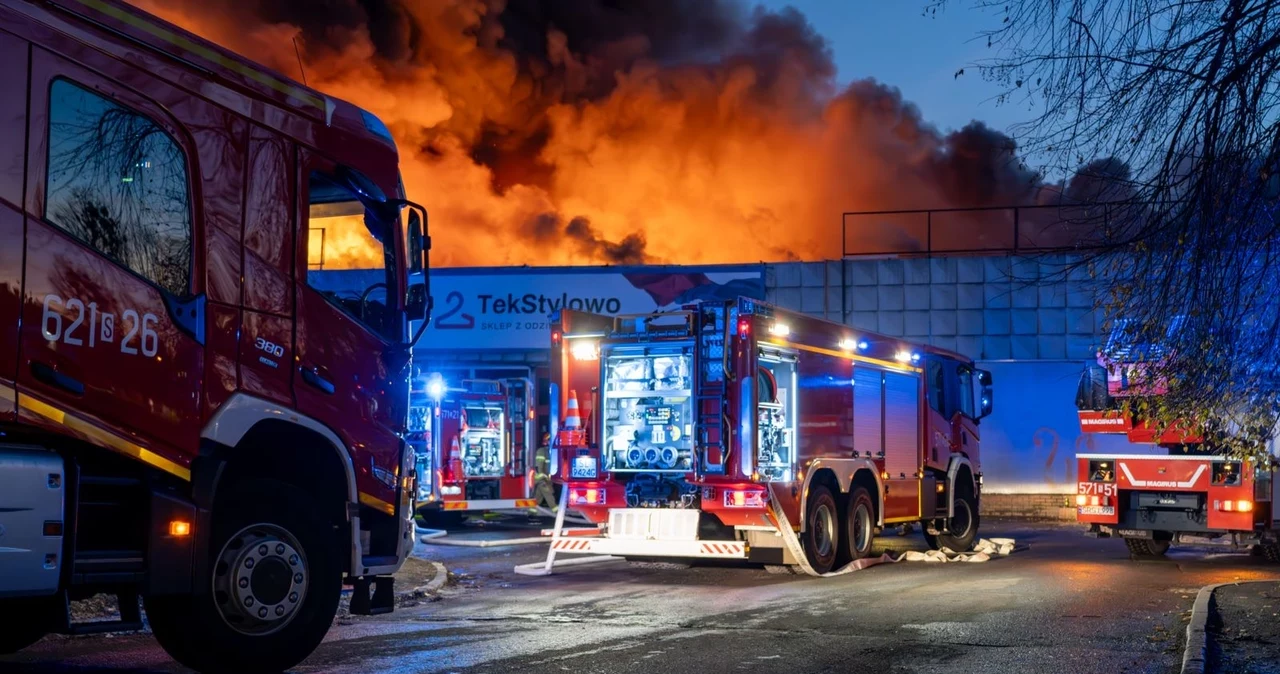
[{"xmin": 608, "ymin": 508, "xmax": 700, "ymax": 541}]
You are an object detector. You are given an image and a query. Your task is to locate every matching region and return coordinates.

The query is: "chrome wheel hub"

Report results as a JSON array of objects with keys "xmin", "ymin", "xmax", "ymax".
[
  {"xmin": 213, "ymin": 524, "xmax": 308, "ymax": 636},
  {"xmin": 813, "ymin": 504, "xmax": 835, "ymax": 558},
  {"xmin": 853, "ymin": 504, "xmax": 872, "ymax": 553}
]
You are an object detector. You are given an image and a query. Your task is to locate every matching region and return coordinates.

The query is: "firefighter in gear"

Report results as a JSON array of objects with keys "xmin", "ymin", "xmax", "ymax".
[{"xmin": 533, "ymin": 432, "xmax": 557, "ymax": 509}]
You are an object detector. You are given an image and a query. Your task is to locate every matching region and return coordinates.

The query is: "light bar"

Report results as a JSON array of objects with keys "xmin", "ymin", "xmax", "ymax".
[{"xmin": 840, "ymin": 338, "xmax": 868, "ymax": 352}]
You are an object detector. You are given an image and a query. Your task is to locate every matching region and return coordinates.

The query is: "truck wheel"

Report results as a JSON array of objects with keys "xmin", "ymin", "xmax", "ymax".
[
  {"xmin": 930, "ymin": 490, "xmax": 979, "ymax": 553},
  {"xmin": 802, "ymin": 485, "xmax": 839, "ymax": 574},
  {"xmin": 1125, "ymin": 537, "xmax": 1170, "ymax": 557},
  {"xmin": 843, "ymin": 487, "xmax": 875, "ymax": 560},
  {"xmin": 147, "ymin": 479, "xmax": 342, "ymax": 674}
]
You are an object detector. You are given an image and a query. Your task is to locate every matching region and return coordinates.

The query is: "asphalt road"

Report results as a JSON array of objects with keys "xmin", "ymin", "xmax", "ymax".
[{"xmin": 5, "ymin": 518, "xmax": 1279, "ymax": 674}]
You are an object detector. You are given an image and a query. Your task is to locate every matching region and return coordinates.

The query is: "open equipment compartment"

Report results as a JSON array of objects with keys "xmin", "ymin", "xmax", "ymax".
[
  {"xmin": 601, "ymin": 345, "xmax": 696, "ymax": 474},
  {"xmin": 755, "ymin": 348, "xmax": 798, "ymax": 482}
]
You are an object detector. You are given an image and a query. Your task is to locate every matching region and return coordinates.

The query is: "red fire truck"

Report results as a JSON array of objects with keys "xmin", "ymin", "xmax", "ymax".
[
  {"xmin": 1074, "ymin": 323, "xmax": 1280, "ymax": 559},
  {"xmin": 0, "ymin": 1, "xmax": 430, "ymax": 670},
  {"xmin": 546, "ymin": 298, "xmax": 993, "ymax": 573},
  {"xmin": 413, "ymin": 376, "xmax": 539, "ymax": 522}
]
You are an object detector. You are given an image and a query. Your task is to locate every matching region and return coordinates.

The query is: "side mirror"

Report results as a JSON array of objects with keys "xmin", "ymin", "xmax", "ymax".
[
  {"xmin": 407, "ymin": 283, "xmax": 429, "ymax": 322},
  {"xmin": 977, "ymin": 369, "xmax": 993, "ymax": 419},
  {"xmin": 408, "ymin": 208, "xmax": 428, "ymax": 274}
]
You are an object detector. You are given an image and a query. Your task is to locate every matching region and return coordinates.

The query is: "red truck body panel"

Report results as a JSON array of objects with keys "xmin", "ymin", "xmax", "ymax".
[{"xmin": 1, "ymin": 0, "xmax": 425, "ymax": 584}]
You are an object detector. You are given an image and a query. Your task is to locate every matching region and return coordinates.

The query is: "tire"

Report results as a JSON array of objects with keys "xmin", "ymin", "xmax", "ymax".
[
  {"xmin": 1125, "ymin": 537, "xmax": 1170, "ymax": 557},
  {"xmin": 802, "ymin": 485, "xmax": 839, "ymax": 574},
  {"xmin": 930, "ymin": 490, "xmax": 979, "ymax": 553},
  {"xmin": 842, "ymin": 487, "xmax": 875, "ymax": 561},
  {"xmin": 146, "ymin": 479, "xmax": 343, "ymax": 674}
]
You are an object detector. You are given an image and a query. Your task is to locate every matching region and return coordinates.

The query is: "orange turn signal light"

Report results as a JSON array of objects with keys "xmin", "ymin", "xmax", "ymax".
[{"xmin": 168, "ymin": 520, "xmax": 192, "ymax": 537}]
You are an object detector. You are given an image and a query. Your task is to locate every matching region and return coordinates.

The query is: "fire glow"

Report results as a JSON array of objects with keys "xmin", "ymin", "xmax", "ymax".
[{"xmin": 131, "ymin": 0, "xmax": 1089, "ymax": 268}]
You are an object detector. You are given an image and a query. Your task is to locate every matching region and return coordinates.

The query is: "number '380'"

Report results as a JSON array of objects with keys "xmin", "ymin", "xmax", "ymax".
[{"xmin": 41, "ymin": 294, "xmax": 160, "ymax": 357}]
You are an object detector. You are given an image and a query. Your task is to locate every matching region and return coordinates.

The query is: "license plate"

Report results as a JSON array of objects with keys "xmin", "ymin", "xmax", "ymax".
[
  {"xmin": 1079, "ymin": 506, "xmax": 1115, "ymax": 516},
  {"xmin": 1117, "ymin": 528, "xmax": 1152, "ymax": 539},
  {"xmin": 570, "ymin": 456, "xmax": 598, "ymax": 479}
]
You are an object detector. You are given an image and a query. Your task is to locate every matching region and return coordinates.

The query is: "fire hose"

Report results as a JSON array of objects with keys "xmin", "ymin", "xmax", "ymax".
[{"xmin": 764, "ymin": 484, "xmax": 1020, "ymax": 576}]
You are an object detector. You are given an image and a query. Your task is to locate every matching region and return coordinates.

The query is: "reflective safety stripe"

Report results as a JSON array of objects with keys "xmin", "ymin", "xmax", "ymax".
[
  {"xmin": 442, "ymin": 501, "xmax": 469, "ymax": 511},
  {"xmin": 514, "ymin": 499, "xmax": 536, "ymax": 508},
  {"xmin": 359, "ymin": 493, "xmax": 396, "ymax": 516},
  {"xmin": 65, "ymin": 0, "xmax": 327, "ymax": 112},
  {"xmin": 18, "ymin": 394, "xmax": 191, "ymax": 480}
]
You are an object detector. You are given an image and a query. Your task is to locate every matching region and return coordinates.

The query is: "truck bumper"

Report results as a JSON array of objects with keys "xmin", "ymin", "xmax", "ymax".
[
  {"xmin": 0, "ymin": 446, "xmax": 65, "ymax": 598},
  {"xmin": 436, "ymin": 498, "xmax": 538, "ymax": 512},
  {"xmin": 550, "ymin": 536, "xmax": 747, "ymax": 559}
]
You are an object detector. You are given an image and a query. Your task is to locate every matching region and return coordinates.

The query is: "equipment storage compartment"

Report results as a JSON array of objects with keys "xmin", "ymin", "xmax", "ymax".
[
  {"xmin": 461, "ymin": 395, "xmax": 506, "ymax": 479},
  {"xmin": 0, "ymin": 446, "xmax": 65, "ymax": 597},
  {"xmin": 601, "ymin": 346, "xmax": 695, "ymax": 474},
  {"xmin": 756, "ymin": 349, "xmax": 797, "ymax": 482}
]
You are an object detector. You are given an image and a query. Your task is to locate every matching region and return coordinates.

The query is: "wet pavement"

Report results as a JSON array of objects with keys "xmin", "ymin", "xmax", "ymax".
[
  {"xmin": 1207, "ymin": 580, "xmax": 1280, "ymax": 674},
  {"xmin": 4, "ymin": 518, "xmax": 1279, "ymax": 674}
]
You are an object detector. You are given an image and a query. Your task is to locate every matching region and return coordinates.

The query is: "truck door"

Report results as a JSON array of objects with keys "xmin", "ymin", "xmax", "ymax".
[
  {"xmin": 295, "ymin": 153, "xmax": 408, "ymax": 523},
  {"xmin": 19, "ymin": 52, "xmax": 204, "ymax": 475},
  {"xmin": 882, "ymin": 369, "xmax": 922, "ymax": 521}
]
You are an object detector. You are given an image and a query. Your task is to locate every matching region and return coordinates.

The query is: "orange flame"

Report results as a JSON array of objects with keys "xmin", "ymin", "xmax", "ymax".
[{"xmin": 128, "ymin": 1, "xmax": 1056, "ymax": 268}]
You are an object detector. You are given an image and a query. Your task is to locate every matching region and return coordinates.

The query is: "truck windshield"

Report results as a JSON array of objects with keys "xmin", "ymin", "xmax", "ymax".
[
  {"xmin": 601, "ymin": 347, "xmax": 695, "ymax": 473},
  {"xmin": 305, "ymin": 170, "xmax": 399, "ymax": 341}
]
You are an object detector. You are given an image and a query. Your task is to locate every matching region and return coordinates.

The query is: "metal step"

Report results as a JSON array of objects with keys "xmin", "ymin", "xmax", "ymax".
[{"xmin": 63, "ymin": 592, "xmax": 144, "ymax": 635}]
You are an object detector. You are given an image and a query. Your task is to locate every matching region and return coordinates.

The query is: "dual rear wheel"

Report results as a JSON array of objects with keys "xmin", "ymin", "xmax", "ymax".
[{"xmin": 801, "ymin": 486, "xmax": 876, "ymax": 574}]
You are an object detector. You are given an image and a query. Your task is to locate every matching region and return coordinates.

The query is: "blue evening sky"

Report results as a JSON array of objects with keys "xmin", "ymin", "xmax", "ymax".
[{"xmin": 754, "ymin": 1, "xmax": 1029, "ymax": 138}]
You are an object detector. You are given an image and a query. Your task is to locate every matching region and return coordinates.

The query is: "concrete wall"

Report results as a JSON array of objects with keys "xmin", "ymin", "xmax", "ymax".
[{"xmin": 765, "ymin": 256, "xmax": 1101, "ymax": 361}]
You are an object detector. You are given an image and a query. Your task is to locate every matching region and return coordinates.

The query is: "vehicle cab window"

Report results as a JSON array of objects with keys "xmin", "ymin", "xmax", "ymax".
[
  {"xmin": 304, "ymin": 169, "xmax": 398, "ymax": 341},
  {"xmin": 926, "ymin": 360, "xmax": 947, "ymax": 417},
  {"xmin": 957, "ymin": 366, "xmax": 976, "ymax": 419},
  {"xmin": 45, "ymin": 79, "xmax": 191, "ymax": 296}
]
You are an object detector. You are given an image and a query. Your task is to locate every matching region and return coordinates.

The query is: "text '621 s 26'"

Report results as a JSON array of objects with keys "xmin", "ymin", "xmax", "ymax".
[{"xmin": 41, "ymin": 294, "xmax": 161, "ymax": 357}]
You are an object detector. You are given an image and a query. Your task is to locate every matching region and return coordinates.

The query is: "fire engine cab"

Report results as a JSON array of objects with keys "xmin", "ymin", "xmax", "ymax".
[
  {"xmin": 1074, "ymin": 322, "xmax": 1280, "ymax": 559},
  {"xmin": 413, "ymin": 377, "xmax": 538, "ymax": 522},
  {"xmin": 546, "ymin": 298, "xmax": 993, "ymax": 574},
  {"xmin": 0, "ymin": 0, "xmax": 430, "ymax": 670}
]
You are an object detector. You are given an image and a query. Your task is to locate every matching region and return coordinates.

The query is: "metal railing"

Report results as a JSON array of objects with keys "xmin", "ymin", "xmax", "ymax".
[{"xmin": 841, "ymin": 203, "xmax": 1131, "ymax": 258}]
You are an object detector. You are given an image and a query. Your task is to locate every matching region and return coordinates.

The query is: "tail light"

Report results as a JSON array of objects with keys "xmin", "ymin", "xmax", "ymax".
[
  {"xmin": 569, "ymin": 487, "xmax": 607, "ymax": 506},
  {"xmin": 1218, "ymin": 500, "xmax": 1253, "ymax": 512},
  {"xmin": 723, "ymin": 489, "xmax": 767, "ymax": 508},
  {"xmin": 1076, "ymin": 494, "xmax": 1112, "ymax": 507}
]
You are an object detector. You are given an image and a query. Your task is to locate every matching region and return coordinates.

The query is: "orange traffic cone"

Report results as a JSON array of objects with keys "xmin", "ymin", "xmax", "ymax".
[
  {"xmin": 564, "ymin": 390, "xmax": 582, "ymax": 429},
  {"xmin": 446, "ymin": 435, "xmax": 462, "ymax": 481}
]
